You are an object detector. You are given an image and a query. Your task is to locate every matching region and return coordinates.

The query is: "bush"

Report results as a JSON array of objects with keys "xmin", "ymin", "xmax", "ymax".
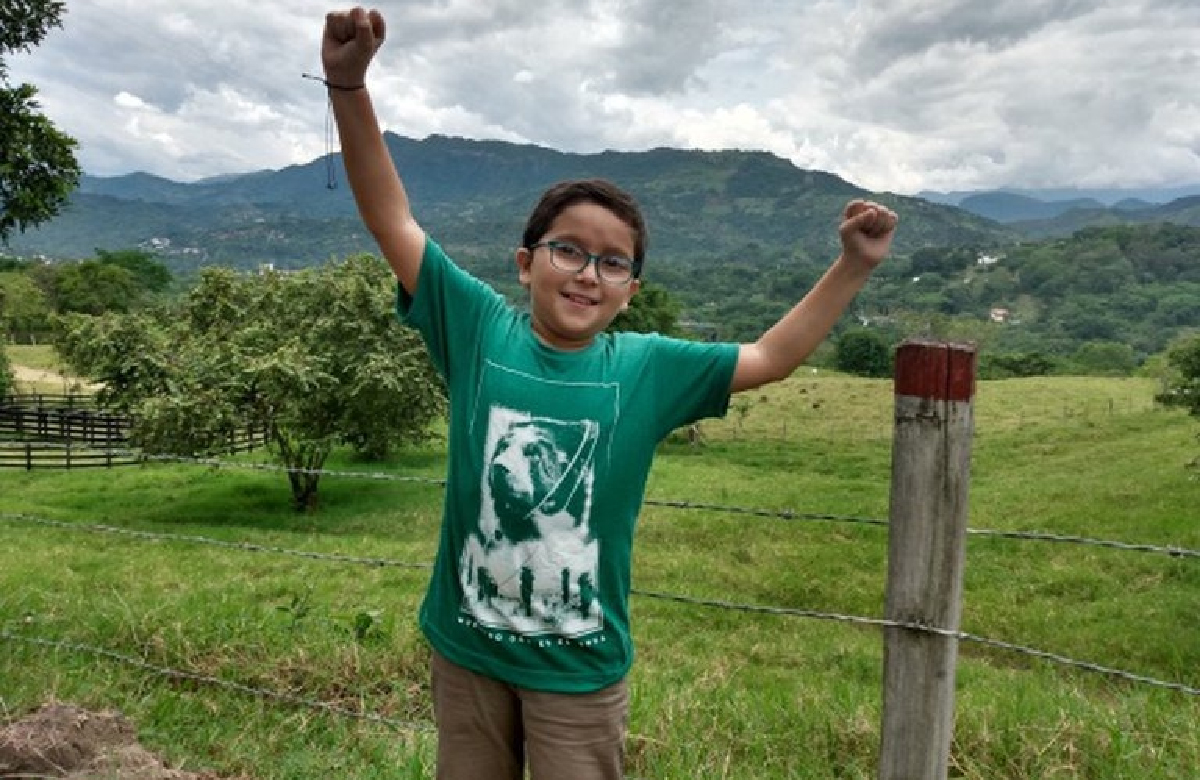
[
  {"xmin": 834, "ymin": 328, "xmax": 893, "ymax": 378},
  {"xmin": 0, "ymin": 346, "xmax": 11, "ymax": 398},
  {"xmin": 979, "ymin": 351, "xmax": 1059, "ymax": 380},
  {"xmin": 1155, "ymin": 333, "xmax": 1200, "ymax": 417}
]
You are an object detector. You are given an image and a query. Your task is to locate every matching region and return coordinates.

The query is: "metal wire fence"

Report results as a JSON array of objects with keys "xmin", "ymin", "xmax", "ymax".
[{"xmin": 2, "ymin": 503, "xmax": 1196, "ymax": 702}]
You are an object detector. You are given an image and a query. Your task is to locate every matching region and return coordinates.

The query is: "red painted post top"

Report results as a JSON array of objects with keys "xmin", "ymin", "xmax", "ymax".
[{"xmin": 894, "ymin": 340, "xmax": 977, "ymax": 402}]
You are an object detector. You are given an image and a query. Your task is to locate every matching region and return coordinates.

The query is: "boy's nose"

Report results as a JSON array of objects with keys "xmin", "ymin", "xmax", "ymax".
[{"xmin": 574, "ymin": 259, "xmax": 601, "ymax": 282}]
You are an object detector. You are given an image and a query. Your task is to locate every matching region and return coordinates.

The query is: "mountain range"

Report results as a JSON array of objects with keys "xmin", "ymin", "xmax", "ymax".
[
  {"xmin": 920, "ymin": 187, "xmax": 1200, "ymax": 232},
  {"xmin": 6, "ymin": 134, "xmax": 1199, "ymax": 274}
]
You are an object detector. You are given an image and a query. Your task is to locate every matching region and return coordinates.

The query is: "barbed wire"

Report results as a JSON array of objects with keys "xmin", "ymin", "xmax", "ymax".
[
  {"xmin": 0, "ymin": 630, "xmax": 433, "ymax": 733},
  {"xmin": 0, "ymin": 513, "xmax": 432, "ymax": 569},
  {"xmin": 2, "ymin": 513, "xmax": 1196, "ymax": 697},
  {"xmin": 965, "ymin": 527, "xmax": 1198, "ymax": 556},
  {"xmin": 641, "ymin": 498, "xmax": 889, "ymax": 528},
  {"xmin": 137, "ymin": 452, "xmax": 449, "ymax": 485},
  {"xmin": 17, "ymin": 450, "xmax": 1197, "ymax": 559},
  {"xmin": 642, "ymin": 499, "xmax": 1199, "ymax": 558},
  {"xmin": 631, "ymin": 590, "xmax": 1200, "ymax": 697}
]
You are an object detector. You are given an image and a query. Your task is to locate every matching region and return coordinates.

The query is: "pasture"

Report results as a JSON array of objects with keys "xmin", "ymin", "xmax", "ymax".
[{"xmin": 1, "ymin": 345, "xmax": 1197, "ymax": 779}]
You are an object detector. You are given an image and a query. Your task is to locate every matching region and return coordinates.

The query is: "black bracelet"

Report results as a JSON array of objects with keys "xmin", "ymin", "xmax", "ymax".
[{"xmin": 302, "ymin": 73, "xmax": 365, "ymax": 91}]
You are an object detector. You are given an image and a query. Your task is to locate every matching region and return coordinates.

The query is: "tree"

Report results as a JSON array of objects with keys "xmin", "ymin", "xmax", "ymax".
[
  {"xmin": 58, "ymin": 254, "xmax": 447, "ymax": 510},
  {"xmin": 0, "ymin": 339, "xmax": 12, "ymax": 397},
  {"xmin": 0, "ymin": 269, "xmax": 52, "ymax": 342},
  {"xmin": 1155, "ymin": 333, "xmax": 1200, "ymax": 417},
  {"xmin": 1, "ymin": 0, "xmax": 81, "ymax": 244},
  {"xmin": 95, "ymin": 249, "xmax": 173, "ymax": 294},
  {"xmin": 1069, "ymin": 341, "xmax": 1137, "ymax": 377},
  {"xmin": 979, "ymin": 351, "xmax": 1058, "ymax": 380},
  {"xmin": 51, "ymin": 260, "xmax": 142, "ymax": 314},
  {"xmin": 835, "ymin": 328, "xmax": 893, "ymax": 378},
  {"xmin": 609, "ymin": 281, "xmax": 681, "ymax": 335}
]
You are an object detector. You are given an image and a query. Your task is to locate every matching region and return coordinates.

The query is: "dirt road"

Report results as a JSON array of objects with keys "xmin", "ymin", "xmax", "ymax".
[{"xmin": 8, "ymin": 364, "xmax": 98, "ymax": 390}]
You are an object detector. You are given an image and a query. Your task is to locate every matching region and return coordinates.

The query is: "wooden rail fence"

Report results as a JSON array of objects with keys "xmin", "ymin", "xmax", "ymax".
[
  {"xmin": 0, "ymin": 393, "xmax": 268, "ymax": 469},
  {"xmin": 0, "ymin": 443, "xmax": 143, "ymax": 469}
]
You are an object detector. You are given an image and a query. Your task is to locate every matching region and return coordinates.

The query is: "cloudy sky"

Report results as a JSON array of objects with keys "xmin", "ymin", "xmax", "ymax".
[{"xmin": 8, "ymin": 0, "xmax": 1200, "ymax": 195}]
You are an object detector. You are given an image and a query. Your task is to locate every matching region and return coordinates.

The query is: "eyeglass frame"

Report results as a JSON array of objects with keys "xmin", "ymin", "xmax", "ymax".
[{"xmin": 529, "ymin": 240, "xmax": 642, "ymax": 285}]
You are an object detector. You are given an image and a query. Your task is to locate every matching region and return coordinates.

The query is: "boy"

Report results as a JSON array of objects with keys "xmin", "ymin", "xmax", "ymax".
[{"xmin": 321, "ymin": 7, "xmax": 897, "ymax": 779}]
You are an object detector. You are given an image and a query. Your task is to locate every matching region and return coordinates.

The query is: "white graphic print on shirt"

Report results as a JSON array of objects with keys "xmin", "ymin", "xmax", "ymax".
[{"xmin": 459, "ymin": 362, "xmax": 618, "ymax": 639}]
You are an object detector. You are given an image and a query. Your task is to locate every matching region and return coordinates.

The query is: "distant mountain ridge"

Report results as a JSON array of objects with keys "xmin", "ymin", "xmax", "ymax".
[
  {"xmin": 11, "ymin": 135, "xmax": 1200, "ymax": 268},
  {"xmin": 12, "ymin": 134, "xmax": 1015, "ymax": 268},
  {"xmin": 920, "ymin": 185, "xmax": 1200, "ymax": 228},
  {"xmin": 919, "ymin": 184, "xmax": 1200, "ymax": 208},
  {"xmin": 1003, "ymin": 195, "xmax": 1200, "ymax": 239}
]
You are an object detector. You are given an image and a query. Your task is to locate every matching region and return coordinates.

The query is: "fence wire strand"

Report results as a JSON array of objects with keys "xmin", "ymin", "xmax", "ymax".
[
  {"xmin": 48, "ymin": 452, "xmax": 1199, "ymax": 559},
  {"xmin": 2, "ymin": 512, "xmax": 1196, "ymax": 698},
  {"xmin": 630, "ymin": 590, "xmax": 1200, "ymax": 697},
  {"xmin": 0, "ymin": 513, "xmax": 432, "ymax": 569},
  {"xmin": 0, "ymin": 629, "xmax": 432, "ymax": 733}
]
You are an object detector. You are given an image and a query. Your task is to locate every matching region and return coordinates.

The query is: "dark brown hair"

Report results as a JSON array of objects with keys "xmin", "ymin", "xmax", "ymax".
[{"xmin": 520, "ymin": 179, "xmax": 648, "ymax": 276}]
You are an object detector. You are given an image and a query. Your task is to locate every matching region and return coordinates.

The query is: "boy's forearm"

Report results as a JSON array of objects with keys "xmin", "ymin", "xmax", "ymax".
[
  {"xmin": 742, "ymin": 255, "xmax": 872, "ymax": 386},
  {"xmin": 328, "ymin": 88, "xmax": 425, "ymax": 291},
  {"xmin": 329, "ymin": 89, "xmax": 412, "ymax": 232}
]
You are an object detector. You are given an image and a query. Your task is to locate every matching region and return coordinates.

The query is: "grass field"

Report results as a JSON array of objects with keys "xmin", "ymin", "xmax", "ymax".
[
  {"xmin": 1, "ymin": 348, "xmax": 1197, "ymax": 778},
  {"xmin": 5, "ymin": 344, "xmax": 59, "ymax": 372},
  {"xmin": 4, "ymin": 343, "xmax": 92, "ymax": 394}
]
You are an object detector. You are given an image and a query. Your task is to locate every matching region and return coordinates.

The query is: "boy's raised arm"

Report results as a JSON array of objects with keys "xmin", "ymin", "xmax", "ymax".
[
  {"xmin": 731, "ymin": 199, "xmax": 898, "ymax": 394},
  {"xmin": 323, "ymin": 8, "xmax": 426, "ymax": 294}
]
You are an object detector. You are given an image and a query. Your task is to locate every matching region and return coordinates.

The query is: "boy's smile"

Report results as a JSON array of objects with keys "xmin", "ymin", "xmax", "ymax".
[{"xmin": 516, "ymin": 202, "xmax": 641, "ymax": 351}]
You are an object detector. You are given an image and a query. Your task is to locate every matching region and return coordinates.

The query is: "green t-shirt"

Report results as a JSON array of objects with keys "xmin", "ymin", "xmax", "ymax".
[{"xmin": 399, "ymin": 237, "xmax": 739, "ymax": 693}]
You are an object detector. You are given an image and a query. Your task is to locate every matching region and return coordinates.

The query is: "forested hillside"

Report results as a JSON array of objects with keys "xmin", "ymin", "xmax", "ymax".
[
  {"xmin": 7, "ymin": 133, "xmax": 1014, "ymax": 268},
  {"xmin": 644, "ymin": 222, "xmax": 1199, "ymax": 364},
  {"xmin": 3, "ymin": 135, "xmax": 1198, "ymax": 369}
]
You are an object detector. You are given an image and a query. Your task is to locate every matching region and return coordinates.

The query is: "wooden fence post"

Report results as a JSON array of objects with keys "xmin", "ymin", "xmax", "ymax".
[{"xmin": 878, "ymin": 340, "xmax": 977, "ymax": 780}]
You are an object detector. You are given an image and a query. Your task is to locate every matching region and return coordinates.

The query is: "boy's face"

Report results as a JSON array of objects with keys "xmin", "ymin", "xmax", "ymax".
[{"xmin": 515, "ymin": 202, "xmax": 640, "ymax": 351}]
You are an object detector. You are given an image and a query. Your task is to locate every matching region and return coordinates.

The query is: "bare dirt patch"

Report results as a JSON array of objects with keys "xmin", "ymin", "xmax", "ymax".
[
  {"xmin": 9, "ymin": 364, "xmax": 99, "ymax": 391},
  {"xmin": 0, "ymin": 702, "xmax": 249, "ymax": 780}
]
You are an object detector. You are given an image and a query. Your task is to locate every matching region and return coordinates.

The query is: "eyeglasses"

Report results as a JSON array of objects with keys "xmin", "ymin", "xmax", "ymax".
[{"xmin": 530, "ymin": 240, "xmax": 639, "ymax": 285}]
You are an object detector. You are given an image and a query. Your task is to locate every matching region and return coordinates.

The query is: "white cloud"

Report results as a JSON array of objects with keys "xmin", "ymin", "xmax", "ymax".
[
  {"xmin": 113, "ymin": 92, "xmax": 146, "ymax": 109},
  {"xmin": 3, "ymin": 0, "xmax": 1198, "ymax": 193}
]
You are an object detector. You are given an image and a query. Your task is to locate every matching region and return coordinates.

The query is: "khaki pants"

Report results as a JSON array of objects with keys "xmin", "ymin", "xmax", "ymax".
[{"xmin": 430, "ymin": 650, "xmax": 628, "ymax": 780}]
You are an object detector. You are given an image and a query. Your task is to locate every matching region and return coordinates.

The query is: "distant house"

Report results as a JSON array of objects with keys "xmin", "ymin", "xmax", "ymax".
[
  {"xmin": 989, "ymin": 307, "xmax": 1011, "ymax": 324},
  {"xmin": 977, "ymin": 253, "xmax": 1003, "ymax": 266}
]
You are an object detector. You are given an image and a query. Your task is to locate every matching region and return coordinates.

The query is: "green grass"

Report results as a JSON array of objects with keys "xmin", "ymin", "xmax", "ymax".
[
  {"xmin": 1, "ymin": 374, "xmax": 1197, "ymax": 778},
  {"xmin": 5, "ymin": 344, "xmax": 60, "ymax": 372},
  {"xmin": 4, "ymin": 343, "xmax": 91, "ymax": 394}
]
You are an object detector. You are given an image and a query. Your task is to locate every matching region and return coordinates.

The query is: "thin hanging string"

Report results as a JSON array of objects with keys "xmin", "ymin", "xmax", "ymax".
[
  {"xmin": 302, "ymin": 73, "xmax": 364, "ymax": 190},
  {"xmin": 322, "ymin": 90, "xmax": 337, "ymax": 189}
]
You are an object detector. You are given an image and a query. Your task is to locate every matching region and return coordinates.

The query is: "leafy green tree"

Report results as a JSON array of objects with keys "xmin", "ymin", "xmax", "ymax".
[
  {"xmin": 0, "ymin": 0, "xmax": 80, "ymax": 244},
  {"xmin": 1155, "ymin": 333, "xmax": 1200, "ymax": 417},
  {"xmin": 51, "ymin": 260, "xmax": 142, "ymax": 315},
  {"xmin": 95, "ymin": 249, "xmax": 173, "ymax": 294},
  {"xmin": 0, "ymin": 340, "xmax": 12, "ymax": 397},
  {"xmin": 609, "ymin": 281, "xmax": 681, "ymax": 335},
  {"xmin": 835, "ymin": 328, "xmax": 893, "ymax": 378},
  {"xmin": 58, "ymin": 255, "xmax": 446, "ymax": 510},
  {"xmin": 1069, "ymin": 341, "xmax": 1137, "ymax": 377},
  {"xmin": 0, "ymin": 269, "xmax": 51, "ymax": 342},
  {"xmin": 979, "ymin": 351, "xmax": 1058, "ymax": 380}
]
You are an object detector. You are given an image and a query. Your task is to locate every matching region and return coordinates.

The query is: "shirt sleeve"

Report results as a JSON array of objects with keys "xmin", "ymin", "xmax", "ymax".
[
  {"xmin": 396, "ymin": 236, "xmax": 508, "ymax": 383},
  {"xmin": 645, "ymin": 335, "xmax": 740, "ymax": 438}
]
